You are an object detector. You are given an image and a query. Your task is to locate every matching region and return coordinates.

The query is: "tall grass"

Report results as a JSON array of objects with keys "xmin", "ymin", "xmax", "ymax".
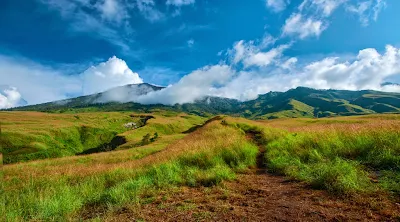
[
  {"xmin": 3, "ymin": 121, "xmax": 258, "ymax": 221},
  {"xmin": 228, "ymin": 116, "xmax": 400, "ymax": 195},
  {"xmin": 264, "ymin": 120, "xmax": 400, "ymax": 194},
  {"xmin": 1, "ymin": 111, "xmax": 205, "ymax": 164}
]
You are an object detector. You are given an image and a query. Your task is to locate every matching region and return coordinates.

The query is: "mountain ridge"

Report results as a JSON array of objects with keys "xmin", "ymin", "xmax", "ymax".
[{"xmin": 7, "ymin": 84, "xmax": 400, "ymax": 119}]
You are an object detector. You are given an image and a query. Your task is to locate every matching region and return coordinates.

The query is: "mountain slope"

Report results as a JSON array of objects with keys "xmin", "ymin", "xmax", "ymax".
[{"xmin": 8, "ymin": 85, "xmax": 400, "ymax": 118}]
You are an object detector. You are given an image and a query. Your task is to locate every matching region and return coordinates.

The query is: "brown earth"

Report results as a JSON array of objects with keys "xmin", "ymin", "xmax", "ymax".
[
  {"xmin": 86, "ymin": 126, "xmax": 400, "ymax": 222},
  {"xmin": 102, "ymin": 168, "xmax": 399, "ymax": 222}
]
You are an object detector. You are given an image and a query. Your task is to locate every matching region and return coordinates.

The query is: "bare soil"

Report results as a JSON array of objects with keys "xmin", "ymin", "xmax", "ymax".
[
  {"xmin": 103, "ymin": 168, "xmax": 399, "ymax": 221},
  {"xmin": 95, "ymin": 130, "xmax": 400, "ymax": 221}
]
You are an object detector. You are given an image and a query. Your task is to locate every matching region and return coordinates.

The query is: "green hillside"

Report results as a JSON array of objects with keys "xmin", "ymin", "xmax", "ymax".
[{"xmin": 7, "ymin": 86, "xmax": 400, "ymax": 118}]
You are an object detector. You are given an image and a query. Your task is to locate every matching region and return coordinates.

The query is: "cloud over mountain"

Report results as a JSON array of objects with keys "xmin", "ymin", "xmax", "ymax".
[
  {"xmin": 0, "ymin": 55, "xmax": 142, "ymax": 106},
  {"xmin": 0, "ymin": 86, "xmax": 24, "ymax": 109},
  {"xmin": 82, "ymin": 56, "xmax": 143, "ymax": 95}
]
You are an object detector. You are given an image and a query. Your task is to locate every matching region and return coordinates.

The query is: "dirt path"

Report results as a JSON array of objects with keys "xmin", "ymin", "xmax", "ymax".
[
  {"xmin": 105, "ymin": 168, "xmax": 399, "ymax": 221},
  {"xmin": 103, "ymin": 130, "xmax": 399, "ymax": 221}
]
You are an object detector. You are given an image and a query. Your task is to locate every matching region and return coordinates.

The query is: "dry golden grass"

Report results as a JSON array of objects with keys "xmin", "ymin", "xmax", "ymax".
[
  {"xmin": 3, "ymin": 120, "xmax": 238, "ymax": 183},
  {"xmin": 255, "ymin": 114, "xmax": 400, "ymax": 133},
  {"xmin": 1, "ymin": 111, "xmax": 205, "ymax": 164}
]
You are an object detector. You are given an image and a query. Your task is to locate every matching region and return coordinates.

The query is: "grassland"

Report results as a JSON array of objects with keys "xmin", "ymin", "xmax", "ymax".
[
  {"xmin": 226, "ymin": 114, "xmax": 400, "ymax": 195},
  {"xmin": 2, "ymin": 112, "xmax": 400, "ymax": 221},
  {"xmin": 0, "ymin": 111, "xmax": 205, "ymax": 164},
  {"xmin": 3, "ymin": 120, "xmax": 258, "ymax": 221}
]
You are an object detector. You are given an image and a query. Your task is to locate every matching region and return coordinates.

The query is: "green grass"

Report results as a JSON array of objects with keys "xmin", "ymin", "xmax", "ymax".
[
  {"xmin": 3, "ymin": 114, "xmax": 400, "ymax": 221},
  {"xmin": 266, "ymin": 126, "xmax": 399, "ymax": 194},
  {"xmin": 1, "ymin": 112, "xmax": 205, "ymax": 164},
  {"xmin": 228, "ymin": 116, "xmax": 400, "ymax": 195},
  {"xmin": 3, "ymin": 121, "xmax": 258, "ymax": 221}
]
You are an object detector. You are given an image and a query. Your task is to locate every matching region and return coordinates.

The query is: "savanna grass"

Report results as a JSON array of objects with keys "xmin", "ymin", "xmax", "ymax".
[
  {"xmin": 229, "ymin": 115, "xmax": 400, "ymax": 195},
  {"xmin": 3, "ymin": 121, "xmax": 258, "ymax": 221}
]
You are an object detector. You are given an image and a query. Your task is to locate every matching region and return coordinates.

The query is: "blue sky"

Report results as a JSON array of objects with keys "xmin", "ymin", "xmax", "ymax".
[{"xmin": 1, "ymin": 0, "xmax": 400, "ymax": 107}]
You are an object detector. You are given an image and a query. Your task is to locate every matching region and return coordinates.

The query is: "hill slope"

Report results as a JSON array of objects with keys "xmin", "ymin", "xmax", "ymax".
[{"xmin": 8, "ymin": 85, "xmax": 400, "ymax": 118}]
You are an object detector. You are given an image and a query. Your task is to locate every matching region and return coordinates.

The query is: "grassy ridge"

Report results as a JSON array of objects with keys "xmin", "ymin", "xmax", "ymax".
[
  {"xmin": 227, "ymin": 115, "xmax": 400, "ymax": 195},
  {"xmin": 1, "ymin": 112, "xmax": 133, "ymax": 163},
  {"xmin": 1, "ymin": 111, "xmax": 205, "ymax": 164},
  {"xmin": 3, "ymin": 121, "xmax": 258, "ymax": 221}
]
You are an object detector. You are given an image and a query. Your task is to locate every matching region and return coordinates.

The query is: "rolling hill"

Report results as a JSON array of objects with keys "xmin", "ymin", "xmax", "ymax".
[{"xmin": 8, "ymin": 84, "xmax": 400, "ymax": 118}]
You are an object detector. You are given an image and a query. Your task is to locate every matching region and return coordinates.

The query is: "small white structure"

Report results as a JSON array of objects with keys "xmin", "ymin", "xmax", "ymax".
[{"xmin": 123, "ymin": 122, "xmax": 138, "ymax": 129}]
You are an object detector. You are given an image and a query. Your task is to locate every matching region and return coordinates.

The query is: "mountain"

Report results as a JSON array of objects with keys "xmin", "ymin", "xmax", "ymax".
[
  {"xmin": 8, "ymin": 84, "xmax": 400, "ymax": 119},
  {"xmin": 240, "ymin": 87, "xmax": 400, "ymax": 119},
  {"xmin": 19, "ymin": 83, "xmax": 164, "ymax": 111}
]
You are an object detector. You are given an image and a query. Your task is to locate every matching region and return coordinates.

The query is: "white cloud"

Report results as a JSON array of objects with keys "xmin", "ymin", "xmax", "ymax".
[
  {"xmin": 1, "ymin": 45, "xmax": 399, "ymax": 107},
  {"xmin": 136, "ymin": 0, "xmax": 165, "ymax": 22},
  {"xmin": 136, "ymin": 65, "xmax": 234, "ymax": 105},
  {"xmin": 346, "ymin": 0, "xmax": 386, "ymax": 26},
  {"xmin": 281, "ymin": 57, "xmax": 298, "ymax": 70},
  {"xmin": 82, "ymin": 56, "xmax": 143, "ymax": 95},
  {"xmin": 0, "ymin": 86, "xmax": 23, "ymax": 109},
  {"xmin": 346, "ymin": 1, "xmax": 372, "ymax": 26},
  {"xmin": 0, "ymin": 55, "xmax": 82, "ymax": 105},
  {"xmin": 299, "ymin": 0, "xmax": 347, "ymax": 17},
  {"xmin": 0, "ymin": 55, "xmax": 144, "ymax": 105},
  {"xmin": 282, "ymin": 13, "xmax": 326, "ymax": 39},
  {"xmin": 96, "ymin": 0, "xmax": 128, "ymax": 24},
  {"xmin": 229, "ymin": 35, "xmax": 286, "ymax": 68},
  {"xmin": 260, "ymin": 34, "xmax": 277, "ymax": 48},
  {"xmin": 134, "ymin": 45, "xmax": 400, "ymax": 104},
  {"xmin": 300, "ymin": 45, "xmax": 400, "ymax": 91},
  {"xmin": 266, "ymin": 0, "xmax": 288, "ymax": 12},
  {"xmin": 242, "ymin": 44, "xmax": 290, "ymax": 68},
  {"xmin": 373, "ymin": 0, "xmax": 386, "ymax": 21},
  {"xmin": 166, "ymin": 0, "xmax": 195, "ymax": 6}
]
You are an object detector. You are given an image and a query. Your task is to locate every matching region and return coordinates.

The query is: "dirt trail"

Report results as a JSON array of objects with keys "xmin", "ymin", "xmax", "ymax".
[{"xmin": 104, "ymin": 130, "xmax": 400, "ymax": 221}]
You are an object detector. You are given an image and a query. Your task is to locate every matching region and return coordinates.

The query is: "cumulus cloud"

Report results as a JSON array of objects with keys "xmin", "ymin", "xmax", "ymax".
[
  {"xmin": 221, "ymin": 45, "xmax": 400, "ymax": 100},
  {"xmin": 229, "ymin": 35, "xmax": 285, "ymax": 68},
  {"xmin": 0, "ymin": 86, "xmax": 24, "ymax": 109},
  {"xmin": 346, "ymin": 0, "xmax": 386, "ymax": 26},
  {"xmin": 1, "ymin": 46, "xmax": 399, "ymax": 107},
  {"xmin": 0, "ymin": 55, "xmax": 143, "ymax": 105},
  {"xmin": 134, "ymin": 45, "xmax": 400, "ymax": 104},
  {"xmin": 82, "ymin": 56, "xmax": 143, "ymax": 95},
  {"xmin": 282, "ymin": 13, "xmax": 326, "ymax": 39},
  {"xmin": 266, "ymin": 0, "xmax": 288, "ymax": 12},
  {"xmin": 300, "ymin": 45, "xmax": 400, "ymax": 91}
]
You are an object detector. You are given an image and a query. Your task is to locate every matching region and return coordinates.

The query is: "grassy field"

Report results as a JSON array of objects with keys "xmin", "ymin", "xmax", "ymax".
[
  {"xmin": 0, "ymin": 111, "xmax": 205, "ymax": 164},
  {"xmin": 226, "ymin": 114, "xmax": 400, "ymax": 195},
  {"xmin": 2, "ymin": 112, "xmax": 400, "ymax": 220},
  {"xmin": 3, "ymin": 120, "xmax": 258, "ymax": 221}
]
